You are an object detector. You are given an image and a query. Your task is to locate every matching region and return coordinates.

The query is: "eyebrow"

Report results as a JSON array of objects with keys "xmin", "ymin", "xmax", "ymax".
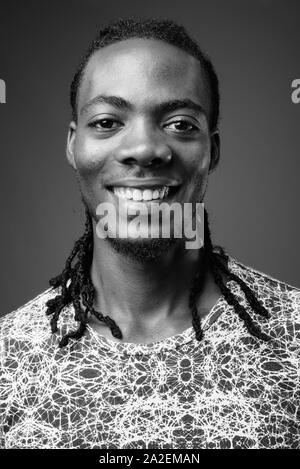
[{"xmin": 80, "ymin": 94, "xmax": 207, "ymax": 118}]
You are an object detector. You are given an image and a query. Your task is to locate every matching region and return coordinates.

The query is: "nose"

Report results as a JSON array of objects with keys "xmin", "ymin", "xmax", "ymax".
[{"xmin": 115, "ymin": 121, "xmax": 172, "ymax": 168}]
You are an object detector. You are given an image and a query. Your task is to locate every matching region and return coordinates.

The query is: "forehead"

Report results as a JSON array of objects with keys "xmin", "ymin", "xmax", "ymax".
[{"xmin": 78, "ymin": 38, "xmax": 209, "ymax": 115}]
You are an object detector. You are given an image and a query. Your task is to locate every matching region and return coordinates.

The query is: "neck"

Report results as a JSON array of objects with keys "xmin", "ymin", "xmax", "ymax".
[{"xmin": 90, "ymin": 222, "xmax": 205, "ymax": 331}]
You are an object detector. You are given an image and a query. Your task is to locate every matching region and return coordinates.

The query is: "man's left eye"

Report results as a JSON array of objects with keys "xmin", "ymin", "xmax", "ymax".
[{"xmin": 165, "ymin": 120, "xmax": 198, "ymax": 133}]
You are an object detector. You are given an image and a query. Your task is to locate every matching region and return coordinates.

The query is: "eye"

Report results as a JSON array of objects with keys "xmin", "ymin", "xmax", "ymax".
[
  {"xmin": 165, "ymin": 120, "xmax": 198, "ymax": 133},
  {"xmin": 88, "ymin": 118, "xmax": 122, "ymax": 131}
]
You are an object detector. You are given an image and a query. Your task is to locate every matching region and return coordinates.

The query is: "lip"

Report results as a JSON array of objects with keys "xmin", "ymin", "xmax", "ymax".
[{"xmin": 106, "ymin": 178, "xmax": 182, "ymax": 189}]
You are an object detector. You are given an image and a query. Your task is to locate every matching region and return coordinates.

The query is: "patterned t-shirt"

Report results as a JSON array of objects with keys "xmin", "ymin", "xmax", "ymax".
[{"xmin": 0, "ymin": 256, "xmax": 299, "ymax": 449}]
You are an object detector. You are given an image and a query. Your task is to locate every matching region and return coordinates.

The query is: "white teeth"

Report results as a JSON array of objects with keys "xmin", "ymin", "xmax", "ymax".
[
  {"xmin": 113, "ymin": 188, "xmax": 121, "ymax": 197},
  {"xmin": 125, "ymin": 188, "xmax": 133, "ymax": 199},
  {"xmin": 143, "ymin": 189, "xmax": 153, "ymax": 201},
  {"xmin": 132, "ymin": 189, "xmax": 143, "ymax": 201},
  {"xmin": 112, "ymin": 186, "xmax": 170, "ymax": 201}
]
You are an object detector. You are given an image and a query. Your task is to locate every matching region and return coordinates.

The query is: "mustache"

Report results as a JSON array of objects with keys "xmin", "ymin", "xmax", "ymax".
[{"xmin": 102, "ymin": 169, "xmax": 180, "ymax": 185}]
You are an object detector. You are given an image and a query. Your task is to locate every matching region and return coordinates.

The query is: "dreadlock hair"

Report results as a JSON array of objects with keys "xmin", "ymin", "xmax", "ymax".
[
  {"xmin": 46, "ymin": 207, "xmax": 271, "ymax": 348},
  {"xmin": 70, "ymin": 17, "xmax": 220, "ymax": 132},
  {"xmin": 191, "ymin": 210, "xmax": 271, "ymax": 342},
  {"xmin": 46, "ymin": 209, "xmax": 123, "ymax": 348}
]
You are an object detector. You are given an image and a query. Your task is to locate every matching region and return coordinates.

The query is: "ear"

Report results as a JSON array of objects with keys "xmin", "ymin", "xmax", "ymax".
[
  {"xmin": 209, "ymin": 130, "xmax": 220, "ymax": 174},
  {"xmin": 66, "ymin": 121, "xmax": 77, "ymax": 170}
]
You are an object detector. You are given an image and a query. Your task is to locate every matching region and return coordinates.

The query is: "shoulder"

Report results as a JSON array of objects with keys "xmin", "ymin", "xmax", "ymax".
[
  {"xmin": 227, "ymin": 255, "xmax": 300, "ymax": 298},
  {"xmin": 226, "ymin": 255, "xmax": 300, "ymax": 340},
  {"xmin": 0, "ymin": 287, "xmax": 65, "ymax": 349}
]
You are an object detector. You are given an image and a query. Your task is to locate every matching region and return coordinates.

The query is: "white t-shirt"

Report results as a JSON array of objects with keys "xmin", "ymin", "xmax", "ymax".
[{"xmin": 0, "ymin": 256, "xmax": 299, "ymax": 449}]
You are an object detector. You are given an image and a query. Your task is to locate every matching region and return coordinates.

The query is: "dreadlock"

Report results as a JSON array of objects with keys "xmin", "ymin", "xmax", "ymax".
[
  {"xmin": 46, "ymin": 209, "xmax": 122, "ymax": 348},
  {"xmin": 200, "ymin": 209, "xmax": 271, "ymax": 341},
  {"xmin": 46, "ymin": 207, "xmax": 271, "ymax": 347}
]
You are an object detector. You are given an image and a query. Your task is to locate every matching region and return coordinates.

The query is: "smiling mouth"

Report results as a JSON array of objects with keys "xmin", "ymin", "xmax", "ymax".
[{"xmin": 108, "ymin": 185, "xmax": 180, "ymax": 202}]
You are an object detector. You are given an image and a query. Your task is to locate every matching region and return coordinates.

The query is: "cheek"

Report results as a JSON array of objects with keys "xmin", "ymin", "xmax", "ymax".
[
  {"xmin": 181, "ymin": 140, "xmax": 211, "ymax": 201},
  {"xmin": 72, "ymin": 139, "xmax": 109, "ymax": 201},
  {"xmin": 74, "ymin": 135, "xmax": 108, "ymax": 174},
  {"xmin": 183, "ymin": 139, "xmax": 211, "ymax": 181},
  {"xmin": 192, "ymin": 154, "xmax": 210, "ymax": 177}
]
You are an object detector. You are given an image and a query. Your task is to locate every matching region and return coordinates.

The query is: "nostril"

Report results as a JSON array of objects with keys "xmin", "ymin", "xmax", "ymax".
[
  {"xmin": 123, "ymin": 157, "xmax": 137, "ymax": 165},
  {"xmin": 152, "ymin": 157, "xmax": 162, "ymax": 166},
  {"xmin": 121, "ymin": 156, "xmax": 166, "ymax": 167},
  {"xmin": 145, "ymin": 157, "xmax": 166, "ymax": 168}
]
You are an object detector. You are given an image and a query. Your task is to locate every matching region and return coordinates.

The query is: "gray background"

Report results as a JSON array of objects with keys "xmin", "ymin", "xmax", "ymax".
[{"xmin": 0, "ymin": 0, "xmax": 299, "ymax": 316}]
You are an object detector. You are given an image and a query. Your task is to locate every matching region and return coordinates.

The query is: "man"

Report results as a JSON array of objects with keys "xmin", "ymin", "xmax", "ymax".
[{"xmin": 0, "ymin": 18, "xmax": 299, "ymax": 450}]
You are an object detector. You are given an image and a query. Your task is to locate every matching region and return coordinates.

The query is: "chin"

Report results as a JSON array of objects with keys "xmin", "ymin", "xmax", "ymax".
[{"xmin": 106, "ymin": 236, "xmax": 182, "ymax": 262}]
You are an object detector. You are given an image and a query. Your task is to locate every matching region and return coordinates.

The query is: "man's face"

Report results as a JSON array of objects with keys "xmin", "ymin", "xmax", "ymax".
[{"xmin": 67, "ymin": 38, "xmax": 219, "ymax": 258}]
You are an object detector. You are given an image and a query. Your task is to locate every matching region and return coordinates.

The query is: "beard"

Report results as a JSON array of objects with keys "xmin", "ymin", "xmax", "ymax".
[
  {"xmin": 80, "ymin": 194, "xmax": 183, "ymax": 261},
  {"xmin": 106, "ymin": 235, "xmax": 183, "ymax": 262}
]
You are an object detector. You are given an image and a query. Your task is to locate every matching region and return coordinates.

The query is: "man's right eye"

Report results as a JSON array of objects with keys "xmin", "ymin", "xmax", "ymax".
[{"xmin": 88, "ymin": 119, "xmax": 122, "ymax": 130}]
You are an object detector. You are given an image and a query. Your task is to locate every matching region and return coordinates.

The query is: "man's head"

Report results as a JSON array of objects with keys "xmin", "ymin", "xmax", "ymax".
[{"xmin": 66, "ymin": 17, "xmax": 220, "ymax": 260}]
